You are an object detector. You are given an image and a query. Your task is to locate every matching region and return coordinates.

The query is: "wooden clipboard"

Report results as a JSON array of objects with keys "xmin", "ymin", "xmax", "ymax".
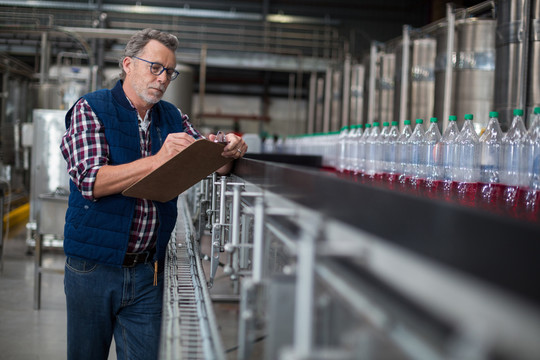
[{"xmin": 122, "ymin": 139, "xmax": 232, "ymax": 202}]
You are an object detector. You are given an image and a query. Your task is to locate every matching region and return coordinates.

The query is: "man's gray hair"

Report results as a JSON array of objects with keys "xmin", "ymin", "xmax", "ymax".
[{"xmin": 119, "ymin": 28, "xmax": 179, "ymax": 80}]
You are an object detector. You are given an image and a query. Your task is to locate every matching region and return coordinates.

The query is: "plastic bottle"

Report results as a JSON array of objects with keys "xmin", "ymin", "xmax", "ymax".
[
  {"xmin": 374, "ymin": 122, "xmax": 390, "ymax": 179},
  {"xmin": 397, "ymin": 120, "xmax": 413, "ymax": 184},
  {"xmin": 337, "ymin": 126, "xmax": 349, "ymax": 172},
  {"xmin": 357, "ymin": 123, "xmax": 371, "ymax": 175},
  {"xmin": 424, "ymin": 117, "xmax": 443, "ymax": 192},
  {"xmin": 478, "ymin": 111, "xmax": 504, "ymax": 210},
  {"xmin": 500, "ymin": 109, "xmax": 527, "ymax": 211},
  {"xmin": 366, "ymin": 122, "xmax": 381, "ymax": 177},
  {"xmin": 455, "ymin": 114, "xmax": 480, "ymax": 206},
  {"xmin": 517, "ymin": 107, "xmax": 540, "ymax": 220},
  {"xmin": 440, "ymin": 115, "xmax": 460, "ymax": 199},
  {"xmin": 345, "ymin": 125, "xmax": 357, "ymax": 173},
  {"xmin": 349, "ymin": 124, "xmax": 363, "ymax": 174},
  {"xmin": 384, "ymin": 121, "xmax": 400, "ymax": 182},
  {"xmin": 407, "ymin": 119, "xmax": 426, "ymax": 187}
]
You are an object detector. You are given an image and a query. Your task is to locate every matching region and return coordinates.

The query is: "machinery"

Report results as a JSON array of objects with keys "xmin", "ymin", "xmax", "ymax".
[{"xmin": 160, "ymin": 158, "xmax": 540, "ymax": 360}]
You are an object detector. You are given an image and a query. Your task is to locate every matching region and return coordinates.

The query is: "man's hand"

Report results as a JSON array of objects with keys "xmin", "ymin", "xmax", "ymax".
[
  {"xmin": 207, "ymin": 133, "xmax": 248, "ymax": 159},
  {"xmin": 152, "ymin": 132, "xmax": 196, "ymax": 169}
]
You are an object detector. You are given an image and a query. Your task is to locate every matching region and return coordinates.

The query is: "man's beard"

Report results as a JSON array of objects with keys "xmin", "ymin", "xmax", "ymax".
[{"xmin": 135, "ymin": 82, "xmax": 166, "ymax": 105}]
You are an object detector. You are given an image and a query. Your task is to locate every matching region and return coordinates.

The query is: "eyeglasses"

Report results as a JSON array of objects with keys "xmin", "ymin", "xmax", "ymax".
[{"xmin": 132, "ymin": 56, "xmax": 180, "ymax": 81}]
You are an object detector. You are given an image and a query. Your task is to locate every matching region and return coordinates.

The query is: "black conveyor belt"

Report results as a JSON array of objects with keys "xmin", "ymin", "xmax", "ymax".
[{"xmin": 233, "ymin": 157, "xmax": 540, "ymax": 308}]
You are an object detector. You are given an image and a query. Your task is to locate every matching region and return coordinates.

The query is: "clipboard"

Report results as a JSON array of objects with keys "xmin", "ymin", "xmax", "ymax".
[{"xmin": 122, "ymin": 139, "xmax": 232, "ymax": 202}]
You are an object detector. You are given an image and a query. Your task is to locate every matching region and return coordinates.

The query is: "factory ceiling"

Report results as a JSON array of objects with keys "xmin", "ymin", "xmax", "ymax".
[{"xmin": 0, "ymin": 0, "xmax": 487, "ymax": 96}]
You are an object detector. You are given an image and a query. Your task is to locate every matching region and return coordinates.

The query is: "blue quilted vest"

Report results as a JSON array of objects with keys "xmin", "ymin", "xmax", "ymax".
[{"xmin": 63, "ymin": 80, "xmax": 184, "ymax": 267}]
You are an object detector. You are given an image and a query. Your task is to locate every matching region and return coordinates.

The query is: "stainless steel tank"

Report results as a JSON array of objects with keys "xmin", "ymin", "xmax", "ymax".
[
  {"xmin": 350, "ymin": 64, "xmax": 365, "ymax": 125},
  {"xmin": 433, "ymin": 23, "xmax": 457, "ymax": 130},
  {"xmin": 161, "ymin": 63, "xmax": 194, "ymax": 118},
  {"xmin": 410, "ymin": 38, "xmax": 436, "ymax": 122},
  {"xmin": 454, "ymin": 18, "xmax": 496, "ymax": 133},
  {"xmin": 395, "ymin": 38, "xmax": 436, "ymax": 123},
  {"xmin": 29, "ymin": 109, "xmax": 70, "ymax": 236},
  {"xmin": 378, "ymin": 52, "xmax": 395, "ymax": 124},
  {"xmin": 528, "ymin": 0, "xmax": 540, "ymax": 118},
  {"xmin": 494, "ymin": 0, "xmax": 537, "ymax": 129},
  {"xmin": 434, "ymin": 18, "xmax": 496, "ymax": 132},
  {"xmin": 330, "ymin": 69, "xmax": 342, "ymax": 131}
]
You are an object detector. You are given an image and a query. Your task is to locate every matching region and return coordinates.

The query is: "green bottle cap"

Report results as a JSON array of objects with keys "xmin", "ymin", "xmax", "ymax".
[
  {"xmin": 534, "ymin": 107, "xmax": 540, "ymax": 115},
  {"xmin": 430, "ymin": 117, "xmax": 438, "ymax": 123},
  {"xmin": 404, "ymin": 120, "xmax": 411, "ymax": 125},
  {"xmin": 383, "ymin": 122, "xmax": 389, "ymax": 126},
  {"xmin": 365, "ymin": 123, "xmax": 371, "ymax": 128},
  {"xmin": 449, "ymin": 115, "xmax": 457, "ymax": 121},
  {"xmin": 372, "ymin": 122, "xmax": 380, "ymax": 127},
  {"xmin": 358, "ymin": 124, "xmax": 363, "ymax": 128},
  {"xmin": 514, "ymin": 109, "xmax": 524, "ymax": 116},
  {"xmin": 489, "ymin": 111, "xmax": 499, "ymax": 118},
  {"xmin": 391, "ymin": 121, "xmax": 398, "ymax": 126},
  {"xmin": 464, "ymin": 114, "xmax": 473, "ymax": 120},
  {"xmin": 415, "ymin": 119, "xmax": 423, "ymax": 124}
]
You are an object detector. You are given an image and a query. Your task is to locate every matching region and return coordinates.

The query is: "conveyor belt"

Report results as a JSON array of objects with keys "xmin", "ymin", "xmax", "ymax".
[
  {"xmin": 233, "ymin": 157, "xmax": 540, "ymax": 308},
  {"xmin": 159, "ymin": 195, "xmax": 225, "ymax": 360}
]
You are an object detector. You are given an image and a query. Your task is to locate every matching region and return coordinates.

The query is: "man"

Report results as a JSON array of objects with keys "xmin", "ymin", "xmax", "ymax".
[{"xmin": 60, "ymin": 28, "xmax": 247, "ymax": 360}]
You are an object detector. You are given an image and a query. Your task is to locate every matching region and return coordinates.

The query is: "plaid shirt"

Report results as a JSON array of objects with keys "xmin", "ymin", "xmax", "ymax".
[{"xmin": 60, "ymin": 97, "xmax": 202, "ymax": 253}]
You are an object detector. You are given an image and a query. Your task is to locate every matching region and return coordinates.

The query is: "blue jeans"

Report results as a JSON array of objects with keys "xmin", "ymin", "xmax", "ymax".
[{"xmin": 64, "ymin": 256, "xmax": 164, "ymax": 360}]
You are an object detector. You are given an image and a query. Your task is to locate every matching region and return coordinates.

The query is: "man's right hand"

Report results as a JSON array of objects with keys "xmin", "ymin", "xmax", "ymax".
[{"xmin": 152, "ymin": 132, "xmax": 196, "ymax": 169}]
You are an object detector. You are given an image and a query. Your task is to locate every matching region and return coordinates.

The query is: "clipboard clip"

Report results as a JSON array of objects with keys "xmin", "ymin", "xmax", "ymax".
[{"xmin": 214, "ymin": 130, "xmax": 228, "ymax": 144}]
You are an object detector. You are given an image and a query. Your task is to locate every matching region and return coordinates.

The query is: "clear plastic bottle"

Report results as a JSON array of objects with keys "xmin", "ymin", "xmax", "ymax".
[
  {"xmin": 407, "ymin": 119, "xmax": 426, "ymax": 187},
  {"xmin": 349, "ymin": 124, "xmax": 363, "ymax": 173},
  {"xmin": 478, "ymin": 111, "xmax": 504, "ymax": 209},
  {"xmin": 375, "ymin": 122, "xmax": 390, "ymax": 178},
  {"xmin": 455, "ymin": 114, "xmax": 480, "ymax": 206},
  {"xmin": 357, "ymin": 123, "xmax": 371, "ymax": 174},
  {"xmin": 366, "ymin": 122, "xmax": 381, "ymax": 177},
  {"xmin": 337, "ymin": 126, "xmax": 349, "ymax": 172},
  {"xmin": 518, "ymin": 107, "xmax": 540, "ymax": 220},
  {"xmin": 500, "ymin": 109, "xmax": 527, "ymax": 210},
  {"xmin": 424, "ymin": 117, "xmax": 443, "ymax": 189},
  {"xmin": 521, "ymin": 108, "xmax": 540, "ymax": 187},
  {"xmin": 345, "ymin": 125, "xmax": 357, "ymax": 172},
  {"xmin": 397, "ymin": 120, "xmax": 413, "ymax": 184},
  {"xmin": 440, "ymin": 115, "xmax": 460, "ymax": 198},
  {"xmin": 384, "ymin": 121, "xmax": 400, "ymax": 181}
]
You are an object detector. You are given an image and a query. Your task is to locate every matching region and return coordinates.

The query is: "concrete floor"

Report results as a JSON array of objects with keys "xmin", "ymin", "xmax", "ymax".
[
  {"xmin": 0, "ymin": 224, "xmax": 260, "ymax": 360},
  {"xmin": 0, "ymin": 224, "xmax": 78, "ymax": 360}
]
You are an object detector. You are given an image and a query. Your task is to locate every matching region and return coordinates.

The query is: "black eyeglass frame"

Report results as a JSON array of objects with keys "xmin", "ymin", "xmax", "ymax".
[{"xmin": 132, "ymin": 56, "xmax": 180, "ymax": 80}]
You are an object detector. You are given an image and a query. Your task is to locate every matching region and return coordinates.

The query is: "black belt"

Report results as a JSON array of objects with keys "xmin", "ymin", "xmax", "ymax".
[{"xmin": 123, "ymin": 248, "xmax": 156, "ymax": 267}]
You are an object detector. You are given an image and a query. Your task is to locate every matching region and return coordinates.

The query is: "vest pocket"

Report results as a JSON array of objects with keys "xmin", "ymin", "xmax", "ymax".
[{"xmin": 67, "ymin": 203, "xmax": 93, "ymax": 230}]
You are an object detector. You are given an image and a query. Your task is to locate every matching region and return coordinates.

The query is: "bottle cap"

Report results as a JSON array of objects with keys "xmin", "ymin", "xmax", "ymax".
[
  {"xmin": 404, "ymin": 120, "xmax": 411, "ymax": 125},
  {"xmin": 365, "ymin": 123, "xmax": 371, "ymax": 128},
  {"xmin": 464, "ymin": 114, "xmax": 473, "ymax": 120},
  {"xmin": 383, "ymin": 122, "xmax": 389, "ymax": 126},
  {"xmin": 415, "ymin": 119, "xmax": 423, "ymax": 124},
  {"xmin": 430, "ymin": 117, "xmax": 438, "ymax": 123},
  {"xmin": 372, "ymin": 122, "xmax": 380, "ymax": 127},
  {"xmin": 514, "ymin": 109, "xmax": 524, "ymax": 116},
  {"xmin": 391, "ymin": 121, "xmax": 398, "ymax": 126},
  {"xmin": 449, "ymin": 115, "xmax": 457, "ymax": 121},
  {"xmin": 358, "ymin": 124, "xmax": 363, "ymax": 128},
  {"xmin": 534, "ymin": 107, "xmax": 540, "ymax": 115},
  {"xmin": 489, "ymin": 111, "xmax": 498, "ymax": 118}
]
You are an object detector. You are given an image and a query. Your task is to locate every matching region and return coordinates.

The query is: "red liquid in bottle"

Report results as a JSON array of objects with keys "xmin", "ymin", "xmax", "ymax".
[
  {"xmin": 477, "ymin": 183, "xmax": 505, "ymax": 214},
  {"xmin": 516, "ymin": 187, "xmax": 540, "ymax": 222},
  {"xmin": 455, "ymin": 182, "xmax": 479, "ymax": 207}
]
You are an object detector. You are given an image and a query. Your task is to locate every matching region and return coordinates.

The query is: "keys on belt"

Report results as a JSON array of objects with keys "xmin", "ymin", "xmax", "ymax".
[{"xmin": 123, "ymin": 248, "xmax": 156, "ymax": 267}]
